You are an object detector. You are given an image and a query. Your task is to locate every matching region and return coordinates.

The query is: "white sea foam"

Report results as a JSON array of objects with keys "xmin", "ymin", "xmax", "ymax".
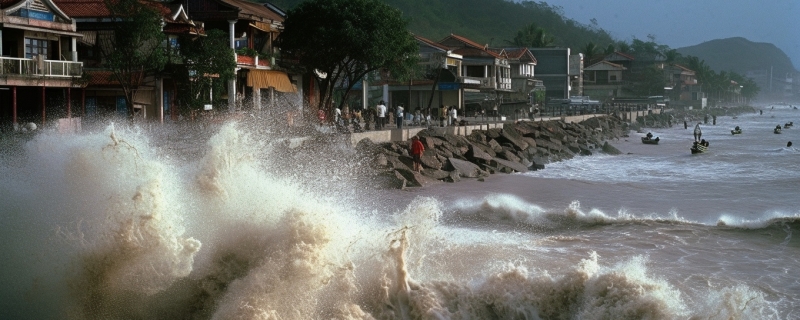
[{"xmin": 0, "ymin": 120, "xmax": 790, "ymax": 318}]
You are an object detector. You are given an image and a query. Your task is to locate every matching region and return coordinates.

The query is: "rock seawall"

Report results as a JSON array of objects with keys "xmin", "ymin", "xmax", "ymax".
[{"xmin": 359, "ymin": 116, "xmax": 627, "ymax": 188}]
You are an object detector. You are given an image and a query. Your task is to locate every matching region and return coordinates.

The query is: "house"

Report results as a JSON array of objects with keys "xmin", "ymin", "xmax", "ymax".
[
  {"xmin": 504, "ymin": 47, "xmax": 543, "ymax": 107},
  {"xmin": 583, "ymin": 60, "xmax": 626, "ymax": 102},
  {"xmin": 55, "ymin": 0, "xmax": 203, "ymax": 122},
  {"xmin": 183, "ymin": 0, "xmax": 299, "ymax": 111},
  {"xmin": 663, "ymin": 63, "xmax": 704, "ymax": 108},
  {"xmin": 384, "ymin": 34, "xmax": 463, "ymax": 116},
  {"xmin": 0, "ymin": 0, "xmax": 84, "ymax": 131},
  {"xmin": 437, "ymin": 33, "xmax": 511, "ymax": 115}
]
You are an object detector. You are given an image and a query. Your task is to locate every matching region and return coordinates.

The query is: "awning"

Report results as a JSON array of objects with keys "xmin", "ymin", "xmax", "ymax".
[
  {"xmin": 246, "ymin": 70, "xmax": 296, "ymax": 92},
  {"xmin": 78, "ymin": 31, "xmax": 96, "ymax": 46},
  {"xmin": 249, "ymin": 21, "xmax": 272, "ymax": 32}
]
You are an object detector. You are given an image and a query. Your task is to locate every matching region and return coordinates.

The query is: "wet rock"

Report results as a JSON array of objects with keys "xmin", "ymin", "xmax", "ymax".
[
  {"xmin": 491, "ymin": 157, "xmax": 529, "ymax": 173},
  {"xmin": 448, "ymin": 157, "xmax": 487, "ymax": 178}
]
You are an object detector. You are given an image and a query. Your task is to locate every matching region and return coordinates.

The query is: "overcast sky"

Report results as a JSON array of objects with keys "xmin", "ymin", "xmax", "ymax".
[{"xmin": 537, "ymin": 0, "xmax": 799, "ymax": 69}]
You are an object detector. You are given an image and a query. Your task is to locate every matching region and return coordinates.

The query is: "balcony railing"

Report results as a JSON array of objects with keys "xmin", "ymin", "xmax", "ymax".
[{"xmin": 0, "ymin": 57, "xmax": 83, "ymax": 77}]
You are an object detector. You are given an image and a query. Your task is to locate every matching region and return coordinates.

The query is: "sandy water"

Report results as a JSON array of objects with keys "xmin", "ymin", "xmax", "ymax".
[{"xmin": 0, "ymin": 105, "xmax": 798, "ymax": 319}]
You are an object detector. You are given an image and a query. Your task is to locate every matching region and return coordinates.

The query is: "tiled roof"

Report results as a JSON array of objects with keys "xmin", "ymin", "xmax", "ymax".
[
  {"xmin": 671, "ymin": 64, "xmax": 695, "ymax": 73},
  {"xmin": 440, "ymin": 33, "xmax": 486, "ymax": 50},
  {"xmin": 414, "ymin": 34, "xmax": 450, "ymax": 51},
  {"xmin": 606, "ymin": 51, "xmax": 635, "ymax": 61},
  {"xmin": 453, "ymin": 46, "xmax": 502, "ymax": 59},
  {"xmin": 0, "ymin": 0, "xmax": 23, "ymax": 9},
  {"xmin": 505, "ymin": 48, "xmax": 537, "ymax": 64},
  {"xmin": 219, "ymin": 0, "xmax": 283, "ymax": 22},
  {"xmin": 54, "ymin": 0, "xmax": 172, "ymax": 18},
  {"xmin": 585, "ymin": 60, "xmax": 626, "ymax": 70}
]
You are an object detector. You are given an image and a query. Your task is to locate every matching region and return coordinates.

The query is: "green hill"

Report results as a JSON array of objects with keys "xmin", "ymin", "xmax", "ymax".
[
  {"xmin": 676, "ymin": 37, "xmax": 797, "ymax": 74},
  {"xmin": 267, "ymin": 0, "xmax": 616, "ymax": 49}
]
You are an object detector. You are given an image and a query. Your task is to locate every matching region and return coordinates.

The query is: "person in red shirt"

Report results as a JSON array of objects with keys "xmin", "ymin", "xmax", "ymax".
[{"xmin": 410, "ymin": 136, "xmax": 425, "ymax": 172}]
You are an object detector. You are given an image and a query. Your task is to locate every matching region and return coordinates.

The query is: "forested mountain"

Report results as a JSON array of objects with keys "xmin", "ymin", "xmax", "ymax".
[
  {"xmin": 267, "ymin": 0, "xmax": 616, "ymax": 49},
  {"xmin": 676, "ymin": 37, "xmax": 798, "ymax": 74}
]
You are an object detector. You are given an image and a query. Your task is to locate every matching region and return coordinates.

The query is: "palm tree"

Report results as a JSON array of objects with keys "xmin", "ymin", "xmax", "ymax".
[
  {"xmin": 508, "ymin": 23, "xmax": 555, "ymax": 48},
  {"xmin": 604, "ymin": 43, "xmax": 616, "ymax": 55}
]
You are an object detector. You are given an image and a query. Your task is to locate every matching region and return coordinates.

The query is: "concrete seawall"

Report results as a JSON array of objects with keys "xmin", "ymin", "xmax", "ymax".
[{"xmin": 344, "ymin": 113, "xmax": 638, "ymax": 147}]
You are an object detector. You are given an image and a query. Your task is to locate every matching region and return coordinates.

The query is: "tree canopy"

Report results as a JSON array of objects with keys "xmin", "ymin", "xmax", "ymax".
[
  {"xmin": 278, "ymin": 0, "xmax": 418, "ymax": 113},
  {"xmin": 173, "ymin": 29, "xmax": 237, "ymax": 112},
  {"xmin": 101, "ymin": 0, "xmax": 167, "ymax": 120},
  {"xmin": 508, "ymin": 23, "xmax": 555, "ymax": 48}
]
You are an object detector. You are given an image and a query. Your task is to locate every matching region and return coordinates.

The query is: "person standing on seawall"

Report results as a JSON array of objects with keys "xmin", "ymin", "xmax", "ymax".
[
  {"xmin": 376, "ymin": 100, "xmax": 387, "ymax": 130},
  {"xmin": 396, "ymin": 105, "xmax": 404, "ymax": 129}
]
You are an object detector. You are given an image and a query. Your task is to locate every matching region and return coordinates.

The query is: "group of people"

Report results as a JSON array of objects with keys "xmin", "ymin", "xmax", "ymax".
[{"xmin": 328, "ymin": 101, "xmax": 466, "ymax": 132}]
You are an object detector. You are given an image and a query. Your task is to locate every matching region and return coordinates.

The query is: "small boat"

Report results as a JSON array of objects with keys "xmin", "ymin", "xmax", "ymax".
[
  {"xmin": 784, "ymin": 122, "xmax": 793, "ymax": 128},
  {"xmin": 775, "ymin": 126, "xmax": 782, "ymax": 134},
  {"xmin": 641, "ymin": 136, "xmax": 660, "ymax": 144},
  {"xmin": 731, "ymin": 128, "xmax": 742, "ymax": 135},
  {"xmin": 689, "ymin": 142, "xmax": 708, "ymax": 154}
]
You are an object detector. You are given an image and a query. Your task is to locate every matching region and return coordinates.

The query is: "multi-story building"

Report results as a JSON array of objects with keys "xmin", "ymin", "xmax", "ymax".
[
  {"xmin": 0, "ymin": 0, "xmax": 84, "ymax": 131},
  {"xmin": 438, "ymin": 34, "xmax": 512, "ymax": 114},
  {"xmin": 385, "ymin": 35, "xmax": 463, "ymax": 115}
]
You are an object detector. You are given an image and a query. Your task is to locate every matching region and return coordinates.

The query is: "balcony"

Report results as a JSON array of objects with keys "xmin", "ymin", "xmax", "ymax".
[
  {"xmin": 236, "ymin": 54, "xmax": 272, "ymax": 69},
  {"xmin": 0, "ymin": 57, "xmax": 82, "ymax": 77}
]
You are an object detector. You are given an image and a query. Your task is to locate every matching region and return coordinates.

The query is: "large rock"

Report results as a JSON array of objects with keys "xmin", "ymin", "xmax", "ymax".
[
  {"xmin": 602, "ymin": 141, "xmax": 622, "ymax": 155},
  {"xmin": 420, "ymin": 150, "xmax": 442, "ymax": 170},
  {"xmin": 448, "ymin": 157, "xmax": 487, "ymax": 178},
  {"xmin": 499, "ymin": 126, "xmax": 529, "ymax": 150},
  {"xmin": 499, "ymin": 148, "xmax": 521, "ymax": 163},
  {"xmin": 466, "ymin": 143, "xmax": 494, "ymax": 163},
  {"xmin": 395, "ymin": 168, "xmax": 442, "ymax": 187},
  {"xmin": 420, "ymin": 168, "xmax": 451, "ymax": 180},
  {"xmin": 491, "ymin": 157, "xmax": 529, "ymax": 173},
  {"xmin": 420, "ymin": 136, "xmax": 444, "ymax": 150},
  {"xmin": 487, "ymin": 139, "xmax": 503, "ymax": 153}
]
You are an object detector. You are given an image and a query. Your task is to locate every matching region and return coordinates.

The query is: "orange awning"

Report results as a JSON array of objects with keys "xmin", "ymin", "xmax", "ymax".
[{"xmin": 246, "ymin": 70, "xmax": 296, "ymax": 92}]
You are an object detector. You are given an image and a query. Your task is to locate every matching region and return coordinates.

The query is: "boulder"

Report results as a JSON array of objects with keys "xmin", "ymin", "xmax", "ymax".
[
  {"xmin": 448, "ymin": 157, "xmax": 487, "ymax": 178},
  {"xmin": 420, "ymin": 150, "xmax": 442, "ymax": 170},
  {"xmin": 499, "ymin": 126, "xmax": 529, "ymax": 150},
  {"xmin": 491, "ymin": 157, "xmax": 529, "ymax": 173},
  {"xmin": 386, "ymin": 155, "xmax": 413, "ymax": 171},
  {"xmin": 395, "ymin": 168, "xmax": 442, "ymax": 187},
  {"xmin": 487, "ymin": 139, "xmax": 503, "ymax": 153},
  {"xmin": 602, "ymin": 141, "xmax": 622, "ymax": 155},
  {"xmin": 445, "ymin": 170, "xmax": 461, "ymax": 183},
  {"xmin": 499, "ymin": 148, "xmax": 521, "ymax": 163},
  {"xmin": 465, "ymin": 143, "xmax": 494, "ymax": 163},
  {"xmin": 420, "ymin": 168, "xmax": 451, "ymax": 181}
]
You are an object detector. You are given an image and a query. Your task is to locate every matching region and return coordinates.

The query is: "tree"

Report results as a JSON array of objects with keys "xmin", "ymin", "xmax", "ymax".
[
  {"xmin": 173, "ymin": 30, "xmax": 237, "ymax": 113},
  {"xmin": 508, "ymin": 23, "xmax": 555, "ymax": 48},
  {"xmin": 100, "ymin": 0, "xmax": 168, "ymax": 120},
  {"xmin": 278, "ymin": 0, "xmax": 418, "ymax": 114},
  {"xmin": 604, "ymin": 44, "xmax": 616, "ymax": 55},
  {"xmin": 627, "ymin": 65, "xmax": 666, "ymax": 96}
]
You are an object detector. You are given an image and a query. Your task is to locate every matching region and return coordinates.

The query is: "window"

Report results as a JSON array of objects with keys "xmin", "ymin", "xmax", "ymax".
[
  {"xmin": 610, "ymin": 75, "xmax": 618, "ymax": 81},
  {"xmin": 25, "ymin": 38, "xmax": 48, "ymax": 59}
]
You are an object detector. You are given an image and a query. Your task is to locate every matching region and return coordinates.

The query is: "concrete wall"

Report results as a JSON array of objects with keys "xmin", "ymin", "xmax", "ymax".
[{"xmin": 347, "ymin": 122, "xmax": 505, "ymax": 147}]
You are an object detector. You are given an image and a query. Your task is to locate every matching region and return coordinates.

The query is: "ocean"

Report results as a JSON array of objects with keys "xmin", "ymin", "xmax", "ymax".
[{"xmin": 0, "ymin": 104, "xmax": 798, "ymax": 319}]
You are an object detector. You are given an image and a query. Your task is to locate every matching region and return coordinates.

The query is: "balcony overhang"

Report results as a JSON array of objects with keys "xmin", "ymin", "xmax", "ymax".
[{"xmin": 4, "ymin": 23, "xmax": 83, "ymax": 37}]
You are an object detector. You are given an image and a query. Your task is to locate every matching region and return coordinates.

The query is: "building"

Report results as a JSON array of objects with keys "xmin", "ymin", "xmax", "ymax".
[
  {"xmin": 432, "ymin": 34, "xmax": 512, "ymax": 116},
  {"xmin": 183, "ymin": 0, "xmax": 299, "ymax": 111},
  {"xmin": 55, "ymin": 0, "xmax": 203, "ymax": 122},
  {"xmin": 0, "ymin": 0, "xmax": 84, "ymax": 131},
  {"xmin": 385, "ymin": 34, "xmax": 463, "ymax": 116},
  {"xmin": 528, "ymin": 48, "xmax": 573, "ymax": 105}
]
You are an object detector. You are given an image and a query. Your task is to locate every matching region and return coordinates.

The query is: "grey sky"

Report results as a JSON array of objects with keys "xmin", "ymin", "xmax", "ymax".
[{"xmin": 538, "ymin": 0, "xmax": 799, "ymax": 69}]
